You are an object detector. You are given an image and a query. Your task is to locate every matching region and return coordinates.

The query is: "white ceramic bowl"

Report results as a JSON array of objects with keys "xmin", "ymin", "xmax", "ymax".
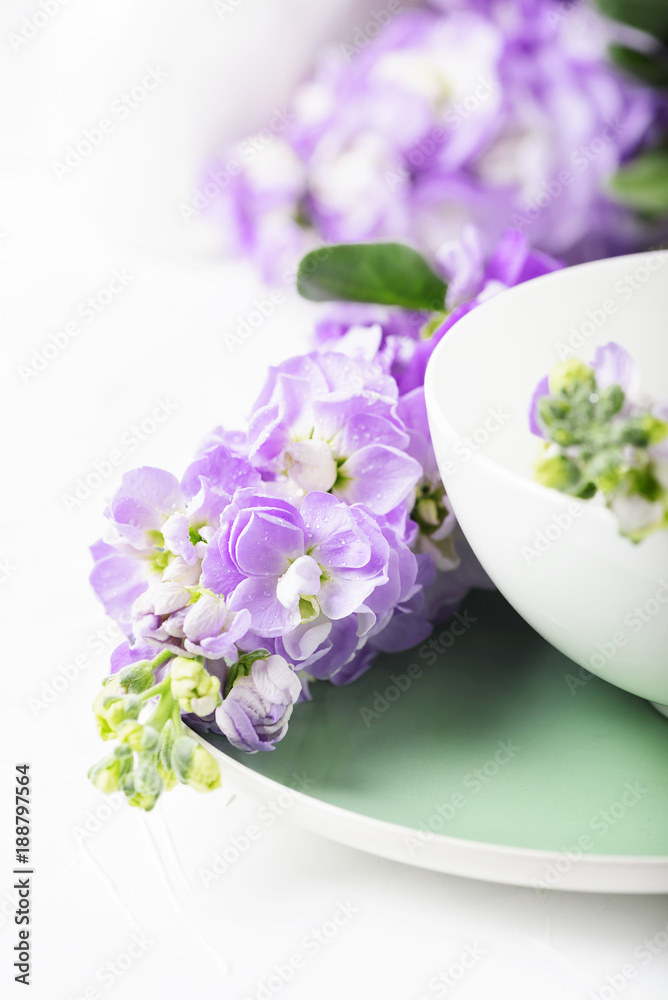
[{"xmin": 425, "ymin": 251, "xmax": 668, "ymax": 708}]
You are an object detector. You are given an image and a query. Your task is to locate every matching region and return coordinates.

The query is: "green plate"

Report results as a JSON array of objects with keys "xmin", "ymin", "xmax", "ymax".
[{"xmin": 201, "ymin": 591, "xmax": 668, "ymax": 892}]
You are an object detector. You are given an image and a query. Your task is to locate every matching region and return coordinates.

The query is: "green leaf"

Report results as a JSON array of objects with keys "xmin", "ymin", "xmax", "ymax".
[
  {"xmin": 610, "ymin": 148, "xmax": 668, "ymax": 214},
  {"xmin": 594, "ymin": 0, "xmax": 668, "ymax": 43},
  {"xmin": 297, "ymin": 242, "xmax": 447, "ymax": 310},
  {"xmin": 609, "ymin": 43, "xmax": 668, "ymax": 87}
]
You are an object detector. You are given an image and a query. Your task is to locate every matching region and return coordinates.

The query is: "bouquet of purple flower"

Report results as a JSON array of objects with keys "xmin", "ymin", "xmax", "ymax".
[
  {"xmin": 87, "ymin": 232, "xmax": 560, "ymax": 809},
  {"xmin": 205, "ymin": 0, "xmax": 666, "ymax": 281}
]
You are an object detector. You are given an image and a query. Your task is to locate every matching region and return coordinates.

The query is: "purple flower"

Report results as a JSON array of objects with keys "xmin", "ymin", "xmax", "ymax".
[
  {"xmin": 215, "ymin": 654, "xmax": 302, "ymax": 752},
  {"xmin": 163, "ymin": 445, "xmax": 261, "ymax": 566},
  {"xmin": 201, "ymin": 488, "xmax": 391, "ymax": 642},
  {"xmin": 89, "ymin": 539, "xmax": 150, "ymax": 636},
  {"xmin": 209, "ymin": 0, "xmax": 665, "ymax": 278},
  {"xmin": 248, "ymin": 352, "xmax": 422, "ymax": 515},
  {"xmin": 109, "ymin": 640, "xmax": 159, "ymax": 675},
  {"xmin": 102, "ymin": 467, "xmax": 184, "ymax": 554},
  {"xmin": 397, "ymin": 386, "xmax": 459, "ymax": 571},
  {"xmin": 528, "ymin": 375, "xmax": 551, "ymax": 438},
  {"xmin": 90, "ymin": 446, "xmax": 259, "ymax": 635},
  {"xmin": 132, "ymin": 583, "xmax": 251, "ymax": 662},
  {"xmin": 591, "ymin": 342, "xmax": 641, "ymax": 402}
]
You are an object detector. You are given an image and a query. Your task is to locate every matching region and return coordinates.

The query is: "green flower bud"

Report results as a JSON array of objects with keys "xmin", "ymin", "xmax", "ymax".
[
  {"xmin": 548, "ymin": 358, "xmax": 595, "ymax": 395},
  {"xmin": 92, "ymin": 678, "xmax": 122, "ymax": 740},
  {"xmin": 156, "ymin": 758, "xmax": 178, "ymax": 792},
  {"xmin": 588, "ymin": 449, "xmax": 624, "ymax": 494},
  {"xmin": 597, "ymin": 384, "xmax": 625, "ymax": 421},
  {"xmin": 89, "ymin": 756, "xmax": 123, "ymax": 795},
  {"xmin": 125, "ymin": 757, "xmax": 163, "ymax": 811},
  {"xmin": 171, "ymin": 737, "xmax": 221, "ymax": 793},
  {"xmin": 140, "ymin": 725, "xmax": 160, "ymax": 753},
  {"xmin": 117, "ymin": 720, "xmax": 159, "ymax": 753},
  {"xmin": 94, "ymin": 690, "xmax": 141, "ymax": 740},
  {"xmin": 116, "ymin": 720, "xmax": 144, "ymax": 751},
  {"xmin": 118, "ymin": 660, "xmax": 157, "ymax": 694},
  {"xmin": 169, "ymin": 657, "xmax": 222, "ymax": 716},
  {"xmin": 535, "ymin": 454, "xmax": 584, "ymax": 493},
  {"xmin": 640, "ymin": 414, "xmax": 668, "ymax": 446}
]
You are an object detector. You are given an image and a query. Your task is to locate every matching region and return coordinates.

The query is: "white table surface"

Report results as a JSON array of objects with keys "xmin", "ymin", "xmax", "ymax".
[{"xmin": 1, "ymin": 2, "xmax": 667, "ymax": 998}]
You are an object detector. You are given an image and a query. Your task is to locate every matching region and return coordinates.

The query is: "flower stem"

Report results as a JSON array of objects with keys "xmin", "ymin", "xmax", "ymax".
[
  {"xmin": 146, "ymin": 689, "xmax": 177, "ymax": 732},
  {"xmin": 151, "ymin": 648, "xmax": 176, "ymax": 671}
]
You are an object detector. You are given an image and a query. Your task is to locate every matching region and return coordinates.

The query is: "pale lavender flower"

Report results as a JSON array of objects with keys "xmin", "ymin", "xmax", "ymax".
[
  {"xmin": 90, "ymin": 446, "xmax": 259, "ymax": 634},
  {"xmin": 216, "ymin": 654, "xmax": 303, "ymax": 752},
  {"xmin": 132, "ymin": 583, "xmax": 251, "ymax": 662},
  {"xmin": 397, "ymin": 386, "xmax": 459, "ymax": 571},
  {"xmin": 247, "ymin": 352, "xmax": 422, "ymax": 515},
  {"xmin": 201, "ymin": 488, "xmax": 391, "ymax": 643}
]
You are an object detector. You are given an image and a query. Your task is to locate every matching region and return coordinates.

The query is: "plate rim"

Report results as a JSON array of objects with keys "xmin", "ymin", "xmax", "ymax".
[{"xmin": 195, "ymin": 729, "xmax": 668, "ymax": 895}]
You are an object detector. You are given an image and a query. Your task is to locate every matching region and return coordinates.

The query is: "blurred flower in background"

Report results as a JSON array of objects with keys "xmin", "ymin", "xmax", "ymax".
[{"xmin": 206, "ymin": 0, "xmax": 668, "ymax": 281}]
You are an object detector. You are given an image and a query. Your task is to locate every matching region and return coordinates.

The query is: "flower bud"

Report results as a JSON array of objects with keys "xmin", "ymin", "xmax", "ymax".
[
  {"xmin": 116, "ymin": 720, "xmax": 144, "ymax": 751},
  {"xmin": 171, "ymin": 737, "xmax": 221, "ymax": 793},
  {"xmin": 535, "ymin": 454, "xmax": 583, "ymax": 493},
  {"xmin": 169, "ymin": 656, "xmax": 222, "ymax": 716},
  {"xmin": 89, "ymin": 756, "xmax": 123, "ymax": 795},
  {"xmin": 116, "ymin": 720, "xmax": 159, "ymax": 753},
  {"xmin": 94, "ymin": 691, "xmax": 141, "ymax": 740},
  {"xmin": 548, "ymin": 358, "xmax": 595, "ymax": 395},
  {"xmin": 125, "ymin": 757, "xmax": 163, "ymax": 811},
  {"xmin": 156, "ymin": 758, "xmax": 178, "ymax": 792},
  {"xmin": 118, "ymin": 659, "xmax": 156, "ymax": 694}
]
